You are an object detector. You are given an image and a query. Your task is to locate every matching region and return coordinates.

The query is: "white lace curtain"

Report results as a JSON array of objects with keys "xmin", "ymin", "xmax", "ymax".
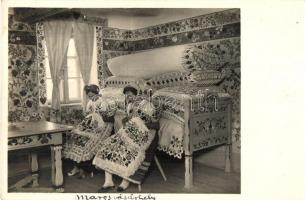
[
  {"xmin": 73, "ymin": 22, "xmax": 95, "ymax": 110},
  {"xmin": 43, "ymin": 20, "xmax": 73, "ymax": 111},
  {"xmin": 43, "ymin": 20, "xmax": 95, "ymax": 111}
]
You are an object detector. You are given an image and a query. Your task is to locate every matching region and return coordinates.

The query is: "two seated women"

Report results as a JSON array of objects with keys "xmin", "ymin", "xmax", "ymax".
[{"xmin": 63, "ymin": 84, "xmax": 159, "ymax": 192}]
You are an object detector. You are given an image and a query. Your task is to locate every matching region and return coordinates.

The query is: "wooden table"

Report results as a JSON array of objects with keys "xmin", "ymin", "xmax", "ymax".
[{"xmin": 8, "ymin": 121, "xmax": 73, "ymax": 192}]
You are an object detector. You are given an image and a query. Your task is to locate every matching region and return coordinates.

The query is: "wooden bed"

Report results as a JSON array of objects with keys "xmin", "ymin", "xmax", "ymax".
[
  {"xmin": 152, "ymin": 86, "xmax": 232, "ymax": 189},
  {"xmin": 101, "ymin": 44, "xmax": 233, "ymax": 189}
]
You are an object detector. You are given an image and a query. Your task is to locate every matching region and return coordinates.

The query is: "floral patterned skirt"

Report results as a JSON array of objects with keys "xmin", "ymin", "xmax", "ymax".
[
  {"xmin": 93, "ymin": 117, "xmax": 155, "ymax": 178},
  {"xmin": 126, "ymin": 133, "xmax": 159, "ymax": 184},
  {"xmin": 63, "ymin": 122, "xmax": 113, "ymax": 163}
]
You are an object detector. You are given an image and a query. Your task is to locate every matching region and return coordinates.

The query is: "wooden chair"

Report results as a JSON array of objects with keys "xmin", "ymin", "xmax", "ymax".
[{"xmin": 135, "ymin": 127, "xmax": 167, "ymax": 192}]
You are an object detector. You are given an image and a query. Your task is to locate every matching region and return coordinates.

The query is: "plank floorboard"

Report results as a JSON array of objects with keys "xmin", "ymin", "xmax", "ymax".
[{"xmin": 8, "ymin": 153, "xmax": 240, "ymax": 193}]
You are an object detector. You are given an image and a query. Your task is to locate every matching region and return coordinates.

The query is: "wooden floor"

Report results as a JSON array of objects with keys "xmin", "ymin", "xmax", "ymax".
[{"xmin": 8, "ymin": 152, "xmax": 240, "ymax": 193}]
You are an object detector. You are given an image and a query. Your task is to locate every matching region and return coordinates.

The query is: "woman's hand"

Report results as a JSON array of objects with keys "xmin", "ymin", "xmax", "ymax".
[
  {"xmin": 146, "ymin": 122, "xmax": 160, "ymax": 131},
  {"xmin": 122, "ymin": 116, "xmax": 131, "ymax": 125},
  {"xmin": 91, "ymin": 94, "xmax": 101, "ymax": 102}
]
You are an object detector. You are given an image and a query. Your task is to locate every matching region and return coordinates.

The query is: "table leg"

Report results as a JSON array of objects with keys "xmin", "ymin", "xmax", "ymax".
[
  {"xmin": 28, "ymin": 152, "xmax": 39, "ymax": 187},
  {"xmin": 225, "ymin": 144, "xmax": 232, "ymax": 173},
  {"xmin": 50, "ymin": 145, "xmax": 64, "ymax": 192},
  {"xmin": 185, "ymin": 155, "xmax": 193, "ymax": 189}
]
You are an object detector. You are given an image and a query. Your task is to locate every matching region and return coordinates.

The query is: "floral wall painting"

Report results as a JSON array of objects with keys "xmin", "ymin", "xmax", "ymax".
[
  {"xmin": 8, "ymin": 15, "xmax": 43, "ymax": 122},
  {"xmin": 36, "ymin": 22, "xmax": 48, "ymax": 107}
]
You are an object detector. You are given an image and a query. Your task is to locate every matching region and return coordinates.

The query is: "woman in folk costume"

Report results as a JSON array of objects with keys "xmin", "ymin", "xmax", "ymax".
[
  {"xmin": 63, "ymin": 84, "xmax": 117, "ymax": 178},
  {"xmin": 93, "ymin": 85, "xmax": 160, "ymax": 192}
]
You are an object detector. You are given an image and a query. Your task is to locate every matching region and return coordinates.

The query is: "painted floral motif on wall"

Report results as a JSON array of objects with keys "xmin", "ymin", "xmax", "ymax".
[
  {"xmin": 134, "ymin": 9, "xmax": 240, "ymax": 40},
  {"xmin": 102, "ymin": 9, "xmax": 240, "ymax": 41},
  {"xmin": 9, "ymin": 31, "xmax": 37, "ymax": 45},
  {"xmin": 102, "ymin": 28, "xmax": 133, "ymax": 41},
  {"xmin": 96, "ymin": 26, "xmax": 104, "ymax": 87},
  {"xmin": 183, "ymin": 37, "xmax": 240, "ymax": 72},
  {"xmin": 36, "ymin": 22, "xmax": 48, "ymax": 106},
  {"xmin": 8, "ymin": 15, "xmax": 44, "ymax": 122},
  {"xmin": 8, "ymin": 43, "xmax": 39, "ymax": 122},
  {"xmin": 9, "ymin": 15, "xmax": 36, "ymax": 32},
  {"xmin": 103, "ymin": 22, "xmax": 240, "ymax": 51},
  {"xmin": 97, "ymin": 26, "xmax": 133, "ymax": 87}
]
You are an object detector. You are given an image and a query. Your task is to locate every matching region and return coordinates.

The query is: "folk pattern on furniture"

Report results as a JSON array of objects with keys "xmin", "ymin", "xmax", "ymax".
[
  {"xmin": 192, "ymin": 115, "xmax": 228, "ymax": 151},
  {"xmin": 156, "ymin": 92, "xmax": 232, "ymax": 189},
  {"xmin": 184, "ymin": 95, "xmax": 232, "ymax": 188},
  {"xmin": 8, "ymin": 136, "xmax": 33, "ymax": 146},
  {"xmin": 8, "ymin": 121, "xmax": 72, "ymax": 192},
  {"xmin": 153, "ymin": 88, "xmax": 231, "ymax": 160},
  {"xmin": 8, "ymin": 133, "xmax": 60, "ymax": 150}
]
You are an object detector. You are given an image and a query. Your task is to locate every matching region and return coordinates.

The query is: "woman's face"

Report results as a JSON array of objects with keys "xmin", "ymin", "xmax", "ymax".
[
  {"xmin": 87, "ymin": 91, "xmax": 96, "ymax": 100},
  {"xmin": 125, "ymin": 91, "xmax": 136, "ymax": 103}
]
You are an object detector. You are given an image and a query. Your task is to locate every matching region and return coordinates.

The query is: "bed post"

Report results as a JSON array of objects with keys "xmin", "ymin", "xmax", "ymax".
[{"xmin": 184, "ymin": 97, "xmax": 193, "ymax": 189}]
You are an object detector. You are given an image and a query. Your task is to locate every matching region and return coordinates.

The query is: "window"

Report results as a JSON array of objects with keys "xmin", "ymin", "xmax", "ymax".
[{"xmin": 45, "ymin": 38, "xmax": 84, "ymax": 104}]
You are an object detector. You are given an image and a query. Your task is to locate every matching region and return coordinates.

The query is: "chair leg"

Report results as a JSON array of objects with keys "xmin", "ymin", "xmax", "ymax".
[
  {"xmin": 154, "ymin": 155, "xmax": 167, "ymax": 181},
  {"xmin": 138, "ymin": 184, "xmax": 142, "ymax": 192}
]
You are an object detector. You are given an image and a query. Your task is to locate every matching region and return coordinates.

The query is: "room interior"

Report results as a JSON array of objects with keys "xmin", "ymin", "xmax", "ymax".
[{"xmin": 7, "ymin": 7, "xmax": 240, "ymax": 193}]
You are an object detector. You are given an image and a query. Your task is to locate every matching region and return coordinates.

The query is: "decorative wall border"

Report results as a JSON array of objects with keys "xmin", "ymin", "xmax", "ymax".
[
  {"xmin": 133, "ymin": 8, "xmax": 240, "ymax": 40},
  {"xmin": 102, "ymin": 8, "xmax": 240, "ymax": 41},
  {"xmin": 103, "ymin": 22, "xmax": 240, "ymax": 51},
  {"xmin": 96, "ymin": 26, "xmax": 104, "ymax": 87},
  {"xmin": 36, "ymin": 22, "xmax": 47, "ymax": 106},
  {"xmin": 102, "ymin": 28, "xmax": 132, "ymax": 41},
  {"xmin": 9, "ymin": 15, "xmax": 36, "ymax": 32}
]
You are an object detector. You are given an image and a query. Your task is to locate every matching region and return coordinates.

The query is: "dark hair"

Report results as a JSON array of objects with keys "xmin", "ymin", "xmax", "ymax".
[
  {"xmin": 123, "ymin": 86, "xmax": 138, "ymax": 96},
  {"xmin": 84, "ymin": 84, "xmax": 99, "ymax": 95}
]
